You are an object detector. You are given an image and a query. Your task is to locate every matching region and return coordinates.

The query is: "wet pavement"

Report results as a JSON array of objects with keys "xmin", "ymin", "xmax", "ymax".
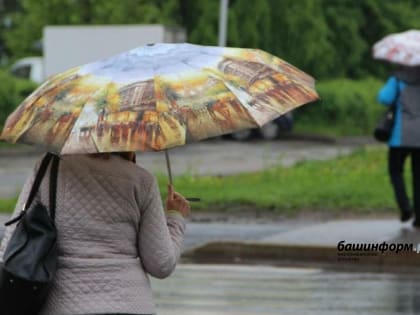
[
  {"xmin": 0, "ymin": 215, "xmax": 309, "ymax": 252},
  {"xmin": 2, "ymin": 216, "xmax": 420, "ymax": 314},
  {"xmin": 260, "ymin": 218, "xmax": 419, "ymax": 246},
  {"xmin": 183, "ymin": 221, "xmax": 307, "ymax": 251},
  {"xmin": 183, "ymin": 218, "xmax": 420, "ymax": 272},
  {"xmin": 0, "ymin": 138, "xmax": 367, "ymax": 198},
  {"xmin": 153, "ymin": 264, "xmax": 420, "ymax": 315}
]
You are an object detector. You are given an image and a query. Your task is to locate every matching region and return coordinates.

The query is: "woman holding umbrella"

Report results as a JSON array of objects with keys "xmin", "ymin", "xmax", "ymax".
[
  {"xmin": 0, "ymin": 151, "xmax": 190, "ymax": 315},
  {"xmin": 374, "ymin": 30, "xmax": 420, "ymax": 225}
]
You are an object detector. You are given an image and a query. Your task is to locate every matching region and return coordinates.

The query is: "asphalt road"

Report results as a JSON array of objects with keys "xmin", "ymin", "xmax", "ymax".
[{"xmin": 0, "ymin": 138, "xmax": 371, "ymax": 198}]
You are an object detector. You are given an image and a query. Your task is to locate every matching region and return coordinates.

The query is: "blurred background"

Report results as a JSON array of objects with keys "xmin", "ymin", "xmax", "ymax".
[
  {"xmin": 1, "ymin": 2, "xmax": 420, "ymax": 314},
  {"xmin": 2, "ymin": 0, "xmax": 420, "ymax": 233},
  {"xmin": 2, "ymin": 0, "xmax": 420, "ymax": 238},
  {"xmin": 1, "ymin": 0, "xmax": 420, "ymax": 138}
]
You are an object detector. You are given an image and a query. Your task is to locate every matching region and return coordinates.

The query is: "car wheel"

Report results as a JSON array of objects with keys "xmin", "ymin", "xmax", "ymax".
[
  {"xmin": 260, "ymin": 122, "xmax": 279, "ymax": 140},
  {"xmin": 231, "ymin": 129, "xmax": 253, "ymax": 141}
]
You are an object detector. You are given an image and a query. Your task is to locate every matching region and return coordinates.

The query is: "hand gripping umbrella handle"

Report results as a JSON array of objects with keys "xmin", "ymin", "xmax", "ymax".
[{"xmin": 164, "ymin": 150, "xmax": 200, "ymax": 202}]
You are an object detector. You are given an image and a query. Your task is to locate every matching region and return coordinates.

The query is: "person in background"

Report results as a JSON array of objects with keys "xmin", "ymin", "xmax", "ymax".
[
  {"xmin": 0, "ymin": 151, "xmax": 191, "ymax": 315},
  {"xmin": 377, "ymin": 66, "xmax": 420, "ymax": 226}
]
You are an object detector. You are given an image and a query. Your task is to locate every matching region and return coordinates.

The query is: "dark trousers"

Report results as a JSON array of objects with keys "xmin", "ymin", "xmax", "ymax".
[{"xmin": 388, "ymin": 148, "xmax": 420, "ymax": 217}]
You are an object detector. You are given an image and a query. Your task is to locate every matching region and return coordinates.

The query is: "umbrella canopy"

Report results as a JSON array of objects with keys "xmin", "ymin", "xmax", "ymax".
[
  {"xmin": 373, "ymin": 30, "xmax": 420, "ymax": 66},
  {"xmin": 1, "ymin": 43, "xmax": 318, "ymax": 154}
]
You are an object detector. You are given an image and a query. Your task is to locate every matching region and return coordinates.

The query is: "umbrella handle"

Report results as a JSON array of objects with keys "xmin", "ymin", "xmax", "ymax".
[
  {"xmin": 164, "ymin": 150, "xmax": 200, "ymax": 202},
  {"xmin": 164, "ymin": 149, "xmax": 173, "ymax": 186}
]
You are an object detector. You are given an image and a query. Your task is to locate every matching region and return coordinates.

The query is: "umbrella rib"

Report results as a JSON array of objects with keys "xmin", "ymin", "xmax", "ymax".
[
  {"xmin": 202, "ymin": 70, "xmax": 264, "ymax": 128},
  {"xmin": 60, "ymin": 83, "xmax": 113, "ymax": 154}
]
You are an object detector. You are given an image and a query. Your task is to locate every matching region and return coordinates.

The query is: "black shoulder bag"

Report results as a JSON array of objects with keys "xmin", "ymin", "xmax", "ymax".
[
  {"xmin": 0, "ymin": 153, "xmax": 59, "ymax": 315},
  {"xmin": 374, "ymin": 79, "xmax": 400, "ymax": 142}
]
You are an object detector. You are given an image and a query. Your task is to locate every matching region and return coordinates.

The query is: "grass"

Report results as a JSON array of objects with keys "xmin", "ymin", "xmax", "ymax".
[
  {"xmin": 156, "ymin": 147, "xmax": 407, "ymax": 216},
  {"xmin": 0, "ymin": 147, "xmax": 408, "ymax": 216},
  {"xmin": 0, "ymin": 197, "xmax": 17, "ymax": 214},
  {"xmin": 293, "ymin": 122, "xmax": 367, "ymax": 137},
  {"xmin": 0, "ymin": 141, "xmax": 30, "ymax": 149},
  {"xmin": 0, "ymin": 141, "xmax": 16, "ymax": 148}
]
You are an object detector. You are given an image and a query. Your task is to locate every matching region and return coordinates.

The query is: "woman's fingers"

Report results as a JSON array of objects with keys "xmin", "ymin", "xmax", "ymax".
[
  {"xmin": 165, "ymin": 187, "xmax": 191, "ymax": 217},
  {"xmin": 172, "ymin": 192, "xmax": 182, "ymax": 200}
]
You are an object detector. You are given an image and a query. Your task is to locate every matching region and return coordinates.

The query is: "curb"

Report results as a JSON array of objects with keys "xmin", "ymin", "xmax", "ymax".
[
  {"xmin": 182, "ymin": 241, "xmax": 420, "ymax": 273},
  {"xmin": 279, "ymin": 133, "xmax": 337, "ymax": 144},
  {"xmin": 0, "ymin": 135, "xmax": 376, "ymax": 157}
]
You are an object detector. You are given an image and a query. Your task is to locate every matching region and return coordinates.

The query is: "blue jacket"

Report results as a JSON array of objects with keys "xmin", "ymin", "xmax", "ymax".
[{"xmin": 377, "ymin": 76, "xmax": 406, "ymax": 147}]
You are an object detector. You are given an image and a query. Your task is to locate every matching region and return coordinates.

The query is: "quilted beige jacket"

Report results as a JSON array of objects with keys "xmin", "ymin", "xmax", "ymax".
[{"xmin": 0, "ymin": 154, "xmax": 186, "ymax": 315}]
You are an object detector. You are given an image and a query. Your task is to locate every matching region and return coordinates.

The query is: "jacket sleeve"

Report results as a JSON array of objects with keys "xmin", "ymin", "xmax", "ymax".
[
  {"xmin": 137, "ymin": 177, "xmax": 186, "ymax": 279},
  {"xmin": 377, "ymin": 76, "xmax": 398, "ymax": 106}
]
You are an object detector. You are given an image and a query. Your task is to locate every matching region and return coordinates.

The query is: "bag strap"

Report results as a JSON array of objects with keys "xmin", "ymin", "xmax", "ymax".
[
  {"xmin": 5, "ymin": 153, "xmax": 57, "ymax": 226},
  {"xmin": 49, "ymin": 154, "xmax": 59, "ymax": 222},
  {"xmin": 25, "ymin": 153, "xmax": 54, "ymax": 211}
]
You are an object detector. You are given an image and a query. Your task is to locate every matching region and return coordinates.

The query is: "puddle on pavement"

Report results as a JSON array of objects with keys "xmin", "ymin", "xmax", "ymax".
[{"xmin": 152, "ymin": 263, "xmax": 420, "ymax": 315}]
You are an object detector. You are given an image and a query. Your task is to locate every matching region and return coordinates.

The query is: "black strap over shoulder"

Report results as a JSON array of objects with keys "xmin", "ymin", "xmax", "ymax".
[
  {"xmin": 25, "ymin": 153, "xmax": 54, "ymax": 211},
  {"xmin": 5, "ymin": 153, "xmax": 59, "ymax": 226},
  {"xmin": 49, "ymin": 154, "xmax": 59, "ymax": 222}
]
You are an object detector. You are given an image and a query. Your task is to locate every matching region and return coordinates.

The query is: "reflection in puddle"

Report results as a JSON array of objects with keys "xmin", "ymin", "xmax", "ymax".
[{"xmin": 152, "ymin": 264, "xmax": 420, "ymax": 315}]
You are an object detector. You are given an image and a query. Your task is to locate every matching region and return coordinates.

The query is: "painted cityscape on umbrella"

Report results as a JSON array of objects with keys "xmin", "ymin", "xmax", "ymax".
[{"xmin": 1, "ymin": 45, "xmax": 318, "ymax": 154}]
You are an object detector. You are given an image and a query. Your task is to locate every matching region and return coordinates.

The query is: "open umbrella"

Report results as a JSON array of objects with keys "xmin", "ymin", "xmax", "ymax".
[
  {"xmin": 1, "ymin": 43, "xmax": 319, "ymax": 182},
  {"xmin": 373, "ymin": 30, "xmax": 420, "ymax": 66}
]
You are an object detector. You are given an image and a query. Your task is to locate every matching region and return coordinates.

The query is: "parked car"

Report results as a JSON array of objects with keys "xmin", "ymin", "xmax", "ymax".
[
  {"xmin": 10, "ymin": 57, "xmax": 43, "ymax": 83},
  {"xmin": 230, "ymin": 112, "xmax": 293, "ymax": 140}
]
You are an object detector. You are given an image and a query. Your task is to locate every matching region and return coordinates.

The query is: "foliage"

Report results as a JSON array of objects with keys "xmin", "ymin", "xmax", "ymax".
[
  {"xmin": 293, "ymin": 78, "xmax": 385, "ymax": 136},
  {"xmin": 2, "ymin": 0, "xmax": 420, "ymax": 78},
  {"xmin": 0, "ymin": 70, "xmax": 17, "ymax": 126},
  {"xmin": 266, "ymin": 0, "xmax": 333, "ymax": 78},
  {"xmin": 184, "ymin": 0, "xmax": 219, "ymax": 45},
  {"xmin": 178, "ymin": 0, "xmax": 420, "ymax": 79},
  {"xmin": 0, "ymin": 196, "xmax": 17, "ymax": 213},
  {"xmin": 2, "ymin": 0, "xmax": 179, "ymax": 61},
  {"xmin": 1, "ymin": 1, "xmax": 419, "ymax": 136},
  {"xmin": 323, "ymin": 0, "xmax": 367, "ymax": 78},
  {"xmin": 228, "ymin": 0, "xmax": 271, "ymax": 51},
  {"xmin": 0, "ymin": 69, "xmax": 37, "ymax": 128}
]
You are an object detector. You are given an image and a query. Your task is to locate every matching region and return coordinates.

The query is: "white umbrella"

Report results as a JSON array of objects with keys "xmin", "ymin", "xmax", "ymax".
[{"xmin": 373, "ymin": 30, "xmax": 420, "ymax": 66}]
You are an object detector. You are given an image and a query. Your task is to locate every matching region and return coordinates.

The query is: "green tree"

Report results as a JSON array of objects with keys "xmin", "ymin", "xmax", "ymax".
[
  {"xmin": 0, "ymin": 0, "xmax": 22, "ymax": 62},
  {"xmin": 89, "ymin": 0, "xmax": 178, "ymax": 24},
  {"xmin": 228, "ymin": 0, "xmax": 271, "ymax": 50},
  {"xmin": 267, "ymin": 0, "xmax": 332, "ymax": 78},
  {"xmin": 185, "ymin": 0, "xmax": 219, "ymax": 45},
  {"xmin": 322, "ymin": 0, "xmax": 366, "ymax": 78},
  {"xmin": 4, "ymin": 0, "xmax": 420, "ymax": 79},
  {"xmin": 4, "ymin": 0, "xmax": 180, "ymax": 60}
]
